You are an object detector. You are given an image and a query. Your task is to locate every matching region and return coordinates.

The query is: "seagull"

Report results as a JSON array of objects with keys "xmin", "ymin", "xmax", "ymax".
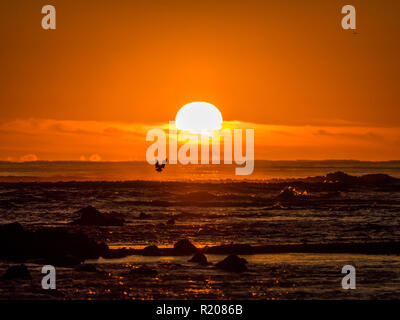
[{"xmin": 155, "ymin": 158, "xmax": 167, "ymax": 172}]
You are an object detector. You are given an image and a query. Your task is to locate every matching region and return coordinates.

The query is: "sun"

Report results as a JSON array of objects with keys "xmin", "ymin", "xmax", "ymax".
[{"xmin": 175, "ymin": 102, "xmax": 223, "ymax": 134}]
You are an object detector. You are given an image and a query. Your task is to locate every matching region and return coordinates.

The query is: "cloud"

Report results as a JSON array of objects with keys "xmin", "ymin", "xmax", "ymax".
[
  {"xmin": 89, "ymin": 154, "xmax": 102, "ymax": 162},
  {"xmin": 0, "ymin": 118, "xmax": 399, "ymax": 161},
  {"xmin": 0, "ymin": 118, "xmax": 146, "ymax": 139},
  {"xmin": 19, "ymin": 154, "xmax": 38, "ymax": 162},
  {"xmin": 315, "ymin": 129, "xmax": 383, "ymax": 140}
]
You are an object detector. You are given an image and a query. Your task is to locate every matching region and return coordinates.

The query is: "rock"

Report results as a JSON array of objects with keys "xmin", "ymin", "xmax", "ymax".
[
  {"xmin": 0, "ymin": 222, "xmax": 27, "ymax": 261},
  {"xmin": 326, "ymin": 171, "xmax": 357, "ymax": 184},
  {"xmin": 142, "ymin": 245, "xmax": 161, "ymax": 256},
  {"xmin": 138, "ymin": 212, "xmax": 151, "ymax": 219},
  {"xmin": 173, "ymin": 239, "xmax": 198, "ymax": 255},
  {"xmin": 166, "ymin": 218, "xmax": 175, "ymax": 225},
  {"xmin": 130, "ymin": 266, "xmax": 158, "ymax": 276},
  {"xmin": 75, "ymin": 264, "xmax": 100, "ymax": 272},
  {"xmin": 323, "ymin": 172, "xmax": 399, "ymax": 185},
  {"xmin": 102, "ymin": 247, "xmax": 135, "ymax": 259},
  {"xmin": 0, "ymin": 222, "xmax": 109, "ymax": 263},
  {"xmin": 2, "ymin": 264, "xmax": 31, "ymax": 280},
  {"xmin": 276, "ymin": 186, "xmax": 303, "ymax": 200},
  {"xmin": 31, "ymin": 228, "xmax": 108, "ymax": 261},
  {"xmin": 188, "ymin": 253, "xmax": 210, "ymax": 265},
  {"xmin": 71, "ymin": 205, "xmax": 124, "ymax": 226},
  {"xmin": 360, "ymin": 174, "xmax": 398, "ymax": 185},
  {"xmin": 0, "ymin": 222, "xmax": 25, "ymax": 236},
  {"xmin": 75, "ymin": 205, "xmax": 100, "ymax": 217},
  {"xmin": 38, "ymin": 254, "xmax": 83, "ymax": 267},
  {"xmin": 205, "ymin": 244, "xmax": 254, "ymax": 255},
  {"xmin": 215, "ymin": 255, "xmax": 248, "ymax": 273}
]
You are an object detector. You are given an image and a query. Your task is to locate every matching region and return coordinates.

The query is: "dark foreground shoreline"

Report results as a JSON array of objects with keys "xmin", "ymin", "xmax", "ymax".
[
  {"xmin": 111, "ymin": 241, "xmax": 400, "ymax": 257},
  {"xmin": 1, "ymin": 171, "xmax": 400, "ymax": 299}
]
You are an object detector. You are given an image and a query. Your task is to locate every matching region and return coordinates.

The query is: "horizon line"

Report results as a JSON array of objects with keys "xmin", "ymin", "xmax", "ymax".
[{"xmin": 1, "ymin": 159, "xmax": 400, "ymax": 164}]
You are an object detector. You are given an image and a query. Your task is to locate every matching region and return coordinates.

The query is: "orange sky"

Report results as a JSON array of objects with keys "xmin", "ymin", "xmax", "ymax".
[{"xmin": 0, "ymin": 0, "xmax": 399, "ymax": 161}]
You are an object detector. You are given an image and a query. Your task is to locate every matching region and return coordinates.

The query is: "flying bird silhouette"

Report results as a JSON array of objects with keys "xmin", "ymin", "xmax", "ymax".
[{"xmin": 155, "ymin": 158, "xmax": 167, "ymax": 172}]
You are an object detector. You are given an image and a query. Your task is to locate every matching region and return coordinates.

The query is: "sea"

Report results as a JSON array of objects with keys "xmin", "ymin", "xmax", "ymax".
[{"xmin": 0, "ymin": 160, "xmax": 400, "ymax": 299}]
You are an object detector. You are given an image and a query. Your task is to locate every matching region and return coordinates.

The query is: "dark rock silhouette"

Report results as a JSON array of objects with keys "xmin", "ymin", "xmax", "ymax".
[
  {"xmin": 0, "ymin": 222, "xmax": 26, "ymax": 262},
  {"xmin": 215, "ymin": 255, "xmax": 248, "ymax": 272},
  {"xmin": 71, "ymin": 206, "xmax": 124, "ymax": 226},
  {"xmin": 130, "ymin": 266, "xmax": 158, "ymax": 276},
  {"xmin": 102, "ymin": 247, "xmax": 135, "ymax": 259},
  {"xmin": 205, "ymin": 244, "xmax": 254, "ymax": 255},
  {"xmin": 276, "ymin": 186, "xmax": 306, "ymax": 200},
  {"xmin": 322, "ymin": 171, "xmax": 399, "ymax": 186},
  {"xmin": 138, "ymin": 212, "xmax": 151, "ymax": 219},
  {"xmin": 326, "ymin": 171, "xmax": 358, "ymax": 184},
  {"xmin": 188, "ymin": 252, "xmax": 210, "ymax": 265},
  {"xmin": 75, "ymin": 264, "xmax": 100, "ymax": 273},
  {"xmin": 0, "ymin": 221, "xmax": 25, "ymax": 236},
  {"xmin": 281, "ymin": 171, "xmax": 400, "ymax": 186},
  {"xmin": 31, "ymin": 228, "xmax": 108, "ymax": 263},
  {"xmin": 360, "ymin": 173, "xmax": 398, "ymax": 184},
  {"xmin": 142, "ymin": 245, "xmax": 161, "ymax": 256},
  {"xmin": 2, "ymin": 264, "xmax": 31, "ymax": 280},
  {"xmin": 173, "ymin": 239, "xmax": 198, "ymax": 255},
  {"xmin": 0, "ymin": 222, "xmax": 108, "ymax": 264},
  {"xmin": 38, "ymin": 254, "xmax": 83, "ymax": 267}
]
